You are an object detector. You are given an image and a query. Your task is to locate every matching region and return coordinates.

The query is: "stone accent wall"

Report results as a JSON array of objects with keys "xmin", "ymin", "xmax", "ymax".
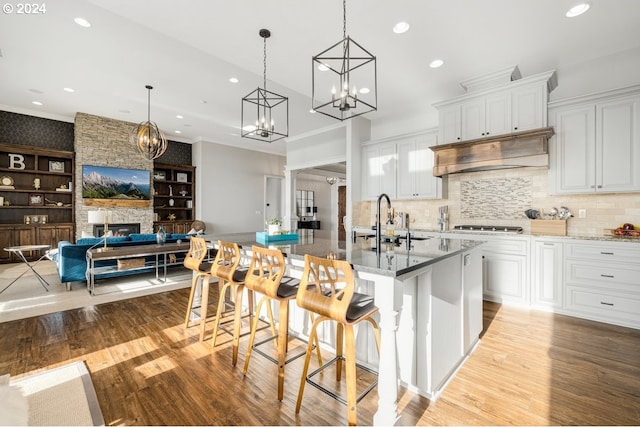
[
  {"xmin": 354, "ymin": 166, "xmax": 640, "ymax": 237},
  {"xmin": 74, "ymin": 112, "xmax": 155, "ymax": 238}
]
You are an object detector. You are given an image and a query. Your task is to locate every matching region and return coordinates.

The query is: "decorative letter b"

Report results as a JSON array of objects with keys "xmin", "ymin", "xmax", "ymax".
[{"xmin": 8, "ymin": 154, "xmax": 26, "ymax": 170}]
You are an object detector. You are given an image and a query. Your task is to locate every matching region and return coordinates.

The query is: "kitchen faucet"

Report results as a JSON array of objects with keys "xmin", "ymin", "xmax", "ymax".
[{"xmin": 376, "ymin": 193, "xmax": 392, "ymax": 253}]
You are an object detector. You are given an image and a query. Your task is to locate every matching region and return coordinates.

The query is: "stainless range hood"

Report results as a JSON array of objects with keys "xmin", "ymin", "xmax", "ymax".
[{"xmin": 430, "ymin": 127, "xmax": 554, "ymax": 177}]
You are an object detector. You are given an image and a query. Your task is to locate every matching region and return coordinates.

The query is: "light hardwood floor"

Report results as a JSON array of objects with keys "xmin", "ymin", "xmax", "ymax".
[{"xmin": 1, "ymin": 288, "xmax": 639, "ymax": 425}]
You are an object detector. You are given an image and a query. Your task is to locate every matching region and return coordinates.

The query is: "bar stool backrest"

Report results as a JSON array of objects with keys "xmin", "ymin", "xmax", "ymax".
[
  {"xmin": 211, "ymin": 240, "xmax": 241, "ymax": 281},
  {"xmin": 183, "ymin": 236, "xmax": 208, "ymax": 272},
  {"xmin": 297, "ymin": 254, "xmax": 355, "ymax": 324},
  {"xmin": 245, "ymin": 246, "xmax": 285, "ymax": 298}
]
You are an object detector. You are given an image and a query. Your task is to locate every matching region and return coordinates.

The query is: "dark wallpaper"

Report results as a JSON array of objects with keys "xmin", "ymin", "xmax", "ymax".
[{"xmin": 0, "ymin": 110, "xmax": 192, "ymax": 165}]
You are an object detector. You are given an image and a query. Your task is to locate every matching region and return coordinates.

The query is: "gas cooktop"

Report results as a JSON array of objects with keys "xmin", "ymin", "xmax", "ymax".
[{"xmin": 453, "ymin": 225, "xmax": 523, "ymax": 233}]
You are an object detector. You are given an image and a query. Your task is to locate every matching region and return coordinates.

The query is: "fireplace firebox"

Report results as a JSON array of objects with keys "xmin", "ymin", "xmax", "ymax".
[{"xmin": 93, "ymin": 223, "xmax": 140, "ymax": 237}]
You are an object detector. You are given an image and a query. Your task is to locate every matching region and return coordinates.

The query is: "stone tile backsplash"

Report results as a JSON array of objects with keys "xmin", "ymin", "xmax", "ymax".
[{"xmin": 355, "ymin": 166, "xmax": 640, "ymax": 237}]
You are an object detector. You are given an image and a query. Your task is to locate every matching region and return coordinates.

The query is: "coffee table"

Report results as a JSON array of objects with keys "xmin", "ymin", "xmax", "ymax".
[
  {"xmin": 86, "ymin": 242, "xmax": 190, "ymax": 295},
  {"xmin": 1, "ymin": 245, "xmax": 52, "ymax": 295}
]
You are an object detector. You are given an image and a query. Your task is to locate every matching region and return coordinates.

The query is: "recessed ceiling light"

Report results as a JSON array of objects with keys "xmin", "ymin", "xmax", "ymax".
[
  {"xmin": 393, "ymin": 22, "xmax": 410, "ymax": 34},
  {"xmin": 174, "ymin": 130, "xmax": 182, "ymax": 134},
  {"xmin": 566, "ymin": 3, "xmax": 590, "ymax": 17},
  {"xmin": 28, "ymin": 88, "xmax": 43, "ymax": 94},
  {"xmin": 32, "ymin": 101, "xmax": 43, "ymax": 106},
  {"xmin": 359, "ymin": 87, "xmax": 370, "ymax": 94},
  {"xmin": 429, "ymin": 59, "xmax": 444, "ymax": 68},
  {"xmin": 229, "ymin": 77, "xmax": 239, "ymax": 83},
  {"xmin": 176, "ymin": 115, "xmax": 184, "ymax": 119},
  {"xmin": 63, "ymin": 87, "xmax": 75, "ymax": 93},
  {"xmin": 119, "ymin": 109, "xmax": 130, "ymax": 114},
  {"xmin": 309, "ymin": 109, "xmax": 316, "ymax": 113},
  {"xmin": 318, "ymin": 63, "xmax": 330, "ymax": 71},
  {"xmin": 74, "ymin": 17, "xmax": 91, "ymax": 28}
]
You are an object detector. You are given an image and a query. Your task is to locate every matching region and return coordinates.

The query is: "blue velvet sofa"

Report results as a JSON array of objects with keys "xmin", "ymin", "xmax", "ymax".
[{"xmin": 52, "ymin": 233, "xmax": 192, "ymax": 288}]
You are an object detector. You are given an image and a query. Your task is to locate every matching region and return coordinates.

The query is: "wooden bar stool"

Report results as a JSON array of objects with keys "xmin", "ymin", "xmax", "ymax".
[
  {"xmin": 295, "ymin": 254, "xmax": 381, "ymax": 426},
  {"xmin": 242, "ymin": 246, "xmax": 322, "ymax": 401},
  {"xmin": 183, "ymin": 236, "xmax": 213, "ymax": 328},
  {"xmin": 200, "ymin": 240, "xmax": 258, "ymax": 366}
]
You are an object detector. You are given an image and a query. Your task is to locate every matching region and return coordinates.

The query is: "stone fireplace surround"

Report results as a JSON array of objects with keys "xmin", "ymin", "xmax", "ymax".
[{"xmin": 74, "ymin": 113, "xmax": 155, "ymax": 239}]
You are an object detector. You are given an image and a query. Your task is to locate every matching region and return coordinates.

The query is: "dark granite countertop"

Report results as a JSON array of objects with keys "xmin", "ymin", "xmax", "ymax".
[{"xmin": 201, "ymin": 232, "xmax": 484, "ymax": 278}]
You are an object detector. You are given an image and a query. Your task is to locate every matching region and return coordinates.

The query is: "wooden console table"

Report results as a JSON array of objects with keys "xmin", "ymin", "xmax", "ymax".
[{"xmin": 86, "ymin": 242, "xmax": 190, "ymax": 295}]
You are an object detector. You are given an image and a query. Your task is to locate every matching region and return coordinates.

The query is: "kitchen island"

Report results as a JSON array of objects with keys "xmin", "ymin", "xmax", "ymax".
[{"xmin": 201, "ymin": 232, "xmax": 484, "ymax": 425}]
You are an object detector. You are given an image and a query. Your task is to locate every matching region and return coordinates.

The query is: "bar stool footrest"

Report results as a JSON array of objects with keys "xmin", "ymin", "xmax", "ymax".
[
  {"xmin": 252, "ymin": 334, "xmax": 316, "ymax": 366},
  {"xmin": 305, "ymin": 356, "xmax": 378, "ymax": 405}
]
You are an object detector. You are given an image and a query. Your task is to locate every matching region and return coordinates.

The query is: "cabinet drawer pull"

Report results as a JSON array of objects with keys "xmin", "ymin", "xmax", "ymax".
[
  {"xmin": 600, "ymin": 252, "xmax": 614, "ymax": 255},
  {"xmin": 600, "ymin": 274, "xmax": 614, "ymax": 278},
  {"xmin": 600, "ymin": 301, "xmax": 614, "ymax": 306}
]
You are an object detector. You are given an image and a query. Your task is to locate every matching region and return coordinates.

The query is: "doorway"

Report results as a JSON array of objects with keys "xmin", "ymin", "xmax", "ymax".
[
  {"xmin": 338, "ymin": 184, "xmax": 346, "ymax": 241},
  {"xmin": 264, "ymin": 176, "xmax": 284, "ymax": 226}
]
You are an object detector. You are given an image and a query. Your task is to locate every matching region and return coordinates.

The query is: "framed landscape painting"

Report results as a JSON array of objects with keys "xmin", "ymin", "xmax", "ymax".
[{"xmin": 82, "ymin": 165, "xmax": 151, "ymax": 200}]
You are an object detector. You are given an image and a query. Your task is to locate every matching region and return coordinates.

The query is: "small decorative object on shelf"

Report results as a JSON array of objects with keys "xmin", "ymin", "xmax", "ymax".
[
  {"xmin": 156, "ymin": 226, "xmax": 166, "ymax": 245},
  {"xmin": 168, "ymin": 185, "xmax": 173, "ymax": 196},
  {"xmin": 169, "ymin": 198, "xmax": 174, "ymax": 207},
  {"xmin": 154, "ymin": 171, "xmax": 166, "ymax": 180},
  {"xmin": 28, "ymin": 193, "xmax": 44, "ymax": 206},
  {"xmin": 48, "ymin": 160, "xmax": 65, "ymax": 173},
  {"xmin": 33, "ymin": 178, "xmax": 41, "ymax": 190},
  {"xmin": 176, "ymin": 172, "xmax": 188, "ymax": 182},
  {"xmin": 179, "ymin": 190, "xmax": 188, "ymax": 196},
  {"xmin": 0, "ymin": 175, "xmax": 15, "ymax": 189},
  {"xmin": 168, "ymin": 213, "xmax": 176, "ymax": 221}
]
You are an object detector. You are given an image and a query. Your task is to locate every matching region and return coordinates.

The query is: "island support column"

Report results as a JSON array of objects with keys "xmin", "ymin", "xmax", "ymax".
[{"xmin": 359, "ymin": 272, "xmax": 403, "ymax": 425}]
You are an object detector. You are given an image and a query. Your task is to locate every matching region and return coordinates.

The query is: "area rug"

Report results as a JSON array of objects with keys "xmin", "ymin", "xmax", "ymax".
[{"xmin": 9, "ymin": 361, "xmax": 104, "ymax": 426}]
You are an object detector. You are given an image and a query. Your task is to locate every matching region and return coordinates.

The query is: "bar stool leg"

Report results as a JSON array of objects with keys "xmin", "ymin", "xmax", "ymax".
[
  {"xmin": 295, "ymin": 315, "xmax": 327, "ymax": 414},
  {"xmin": 345, "ymin": 325, "xmax": 357, "ymax": 426},
  {"xmin": 199, "ymin": 277, "xmax": 212, "ymax": 342},
  {"xmin": 277, "ymin": 299, "xmax": 288, "ymax": 400},
  {"xmin": 210, "ymin": 280, "xmax": 230, "ymax": 346},
  {"xmin": 184, "ymin": 273, "xmax": 206, "ymax": 328},
  {"xmin": 336, "ymin": 323, "xmax": 344, "ymax": 381},
  {"xmin": 231, "ymin": 284, "xmax": 246, "ymax": 366}
]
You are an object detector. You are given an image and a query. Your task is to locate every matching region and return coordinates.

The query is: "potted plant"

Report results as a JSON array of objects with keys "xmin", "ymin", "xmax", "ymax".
[{"xmin": 266, "ymin": 217, "xmax": 282, "ymax": 235}]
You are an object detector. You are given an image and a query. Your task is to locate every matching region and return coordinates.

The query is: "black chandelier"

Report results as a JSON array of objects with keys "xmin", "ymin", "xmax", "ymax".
[
  {"xmin": 130, "ymin": 85, "xmax": 167, "ymax": 160},
  {"xmin": 311, "ymin": 0, "xmax": 377, "ymax": 121},
  {"xmin": 241, "ymin": 29, "xmax": 289, "ymax": 143}
]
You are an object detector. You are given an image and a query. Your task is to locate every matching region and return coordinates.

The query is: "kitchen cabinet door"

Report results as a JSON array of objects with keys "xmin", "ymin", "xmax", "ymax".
[
  {"xmin": 461, "ymin": 93, "xmax": 511, "ymax": 140},
  {"xmin": 549, "ymin": 90, "xmax": 640, "ymax": 194},
  {"xmin": 511, "ymin": 84, "xmax": 546, "ymax": 132},
  {"xmin": 549, "ymin": 104, "xmax": 596, "ymax": 194},
  {"xmin": 532, "ymin": 239, "xmax": 563, "ymax": 309},
  {"xmin": 361, "ymin": 142, "xmax": 396, "ymax": 200},
  {"xmin": 597, "ymin": 95, "xmax": 640, "ymax": 192},
  {"xmin": 438, "ymin": 104, "xmax": 461, "ymax": 144},
  {"xmin": 397, "ymin": 133, "xmax": 441, "ymax": 199}
]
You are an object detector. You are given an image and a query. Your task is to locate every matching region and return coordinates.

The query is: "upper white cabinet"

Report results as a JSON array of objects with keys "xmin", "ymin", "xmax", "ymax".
[
  {"xmin": 434, "ymin": 69, "xmax": 556, "ymax": 145},
  {"xmin": 549, "ymin": 86, "xmax": 640, "ymax": 194},
  {"xmin": 362, "ymin": 130, "xmax": 442, "ymax": 201},
  {"xmin": 461, "ymin": 92, "xmax": 511, "ymax": 140},
  {"xmin": 361, "ymin": 141, "xmax": 397, "ymax": 200},
  {"xmin": 396, "ymin": 132, "xmax": 441, "ymax": 199}
]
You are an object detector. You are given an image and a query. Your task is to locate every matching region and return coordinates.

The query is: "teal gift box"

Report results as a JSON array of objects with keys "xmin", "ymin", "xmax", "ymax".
[{"xmin": 256, "ymin": 231, "xmax": 299, "ymax": 245}]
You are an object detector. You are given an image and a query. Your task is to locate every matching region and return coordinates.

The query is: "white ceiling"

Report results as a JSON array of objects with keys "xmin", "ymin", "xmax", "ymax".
[{"xmin": 1, "ymin": 0, "xmax": 640, "ymax": 157}]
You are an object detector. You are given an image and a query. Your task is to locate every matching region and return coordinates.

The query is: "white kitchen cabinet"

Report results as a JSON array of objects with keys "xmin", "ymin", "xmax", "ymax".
[
  {"xmin": 511, "ymin": 83, "xmax": 546, "ymax": 132},
  {"xmin": 396, "ymin": 132, "xmax": 441, "ymax": 199},
  {"xmin": 532, "ymin": 238, "xmax": 564, "ymax": 309},
  {"xmin": 563, "ymin": 240, "xmax": 640, "ymax": 329},
  {"xmin": 435, "ymin": 69, "xmax": 555, "ymax": 145},
  {"xmin": 549, "ymin": 87, "xmax": 640, "ymax": 194},
  {"xmin": 361, "ymin": 141, "xmax": 396, "ymax": 200},
  {"xmin": 461, "ymin": 92, "xmax": 511, "ymax": 141},
  {"xmin": 481, "ymin": 236, "xmax": 530, "ymax": 306}
]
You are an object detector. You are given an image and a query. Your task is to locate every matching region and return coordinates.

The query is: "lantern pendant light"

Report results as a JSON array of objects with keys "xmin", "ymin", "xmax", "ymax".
[
  {"xmin": 130, "ymin": 85, "xmax": 167, "ymax": 160},
  {"xmin": 241, "ymin": 29, "xmax": 289, "ymax": 143},
  {"xmin": 312, "ymin": 0, "xmax": 377, "ymax": 121}
]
